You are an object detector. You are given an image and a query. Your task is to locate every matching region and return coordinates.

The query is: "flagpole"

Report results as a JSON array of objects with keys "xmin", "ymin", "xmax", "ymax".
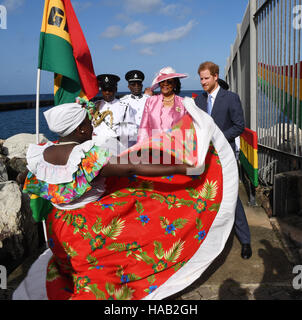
[
  {"xmin": 35, "ymin": 68, "xmax": 41, "ymax": 144},
  {"xmin": 35, "ymin": 68, "xmax": 49, "ymax": 248}
]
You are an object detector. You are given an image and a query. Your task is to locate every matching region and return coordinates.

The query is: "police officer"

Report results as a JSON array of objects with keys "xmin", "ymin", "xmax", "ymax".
[
  {"xmin": 93, "ymin": 73, "xmax": 136, "ymax": 151},
  {"xmin": 120, "ymin": 70, "xmax": 151, "ymax": 145}
]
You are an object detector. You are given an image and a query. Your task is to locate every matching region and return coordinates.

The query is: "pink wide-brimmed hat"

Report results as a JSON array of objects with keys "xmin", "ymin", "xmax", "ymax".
[{"xmin": 151, "ymin": 66, "xmax": 188, "ymax": 91}]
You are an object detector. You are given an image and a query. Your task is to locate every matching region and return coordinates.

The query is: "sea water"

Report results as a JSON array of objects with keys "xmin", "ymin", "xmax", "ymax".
[
  {"xmin": 0, "ymin": 90, "xmax": 203, "ymax": 140},
  {"xmin": 0, "ymin": 105, "xmax": 57, "ymax": 140}
]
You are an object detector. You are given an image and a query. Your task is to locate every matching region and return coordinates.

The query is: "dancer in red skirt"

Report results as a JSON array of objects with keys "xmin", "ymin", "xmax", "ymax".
[{"xmin": 14, "ymin": 97, "xmax": 238, "ymax": 300}]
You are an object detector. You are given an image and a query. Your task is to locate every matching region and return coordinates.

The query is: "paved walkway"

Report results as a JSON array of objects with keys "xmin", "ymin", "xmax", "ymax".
[
  {"xmin": 2, "ymin": 183, "xmax": 302, "ymax": 300},
  {"xmin": 171, "ymin": 182, "xmax": 302, "ymax": 300}
]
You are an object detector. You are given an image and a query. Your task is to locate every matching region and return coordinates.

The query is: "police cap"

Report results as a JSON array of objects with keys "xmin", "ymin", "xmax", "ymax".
[
  {"xmin": 97, "ymin": 74, "xmax": 120, "ymax": 90},
  {"xmin": 218, "ymin": 78, "xmax": 229, "ymax": 90},
  {"xmin": 125, "ymin": 70, "xmax": 145, "ymax": 83}
]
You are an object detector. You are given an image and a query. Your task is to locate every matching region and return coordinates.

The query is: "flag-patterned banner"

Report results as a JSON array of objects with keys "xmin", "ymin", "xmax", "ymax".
[
  {"xmin": 258, "ymin": 62, "xmax": 302, "ymax": 128},
  {"xmin": 239, "ymin": 128, "xmax": 258, "ymax": 188}
]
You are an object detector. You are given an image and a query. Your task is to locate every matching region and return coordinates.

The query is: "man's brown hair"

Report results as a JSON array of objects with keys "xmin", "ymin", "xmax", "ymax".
[{"xmin": 197, "ymin": 61, "xmax": 219, "ymax": 76}]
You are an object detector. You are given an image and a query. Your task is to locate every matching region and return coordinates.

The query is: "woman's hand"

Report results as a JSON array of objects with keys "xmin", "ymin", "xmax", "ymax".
[{"xmin": 144, "ymin": 87, "xmax": 153, "ymax": 96}]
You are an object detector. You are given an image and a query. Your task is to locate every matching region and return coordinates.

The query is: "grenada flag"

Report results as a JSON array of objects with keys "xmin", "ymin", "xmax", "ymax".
[{"xmin": 38, "ymin": 0, "xmax": 99, "ymax": 105}]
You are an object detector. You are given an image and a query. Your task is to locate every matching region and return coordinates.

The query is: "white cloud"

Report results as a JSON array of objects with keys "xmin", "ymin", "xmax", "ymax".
[
  {"xmin": 133, "ymin": 20, "xmax": 196, "ymax": 44},
  {"xmin": 140, "ymin": 47, "xmax": 155, "ymax": 56},
  {"xmin": 101, "ymin": 22, "xmax": 146, "ymax": 38},
  {"xmin": 159, "ymin": 4, "xmax": 178, "ymax": 15},
  {"xmin": 115, "ymin": 13, "xmax": 132, "ymax": 23},
  {"xmin": 159, "ymin": 4, "xmax": 192, "ymax": 18},
  {"xmin": 123, "ymin": 0, "xmax": 191, "ymax": 18},
  {"xmin": 124, "ymin": 0, "xmax": 163, "ymax": 13},
  {"xmin": 124, "ymin": 21, "xmax": 146, "ymax": 36},
  {"xmin": 100, "ymin": 25, "xmax": 123, "ymax": 38},
  {"xmin": 72, "ymin": 2, "xmax": 93, "ymax": 12},
  {"xmin": 2, "ymin": 0, "xmax": 24, "ymax": 11},
  {"xmin": 112, "ymin": 44, "xmax": 124, "ymax": 51}
]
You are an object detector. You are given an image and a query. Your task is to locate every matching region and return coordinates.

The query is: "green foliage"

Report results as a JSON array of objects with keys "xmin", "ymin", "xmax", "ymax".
[
  {"xmin": 199, "ymin": 179, "xmax": 218, "ymax": 201},
  {"xmin": 209, "ymin": 203, "xmax": 220, "ymax": 212},
  {"xmin": 107, "ymin": 242, "xmax": 126, "ymax": 252},
  {"xmin": 196, "ymin": 217, "xmax": 203, "ymax": 230},
  {"xmin": 92, "ymin": 216, "xmax": 103, "ymax": 234},
  {"xmin": 164, "ymin": 239, "xmax": 185, "ymax": 263},
  {"xmin": 135, "ymin": 200, "xmax": 144, "ymax": 214},
  {"xmin": 101, "ymin": 217, "xmax": 125, "ymax": 240},
  {"xmin": 85, "ymin": 284, "xmax": 106, "ymax": 300},
  {"xmin": 154, "ymin": 241, "xmax": 164, "ymax": 259}
]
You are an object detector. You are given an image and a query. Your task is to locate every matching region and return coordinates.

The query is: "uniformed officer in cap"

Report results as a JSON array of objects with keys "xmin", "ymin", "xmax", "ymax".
[
  {"xmin": 120, "ymin": 70, "xmax": 152, "ymax": 146},
  {"xmin": 93, "ymin": 73, "xmax": 137, "ymax": 152}
]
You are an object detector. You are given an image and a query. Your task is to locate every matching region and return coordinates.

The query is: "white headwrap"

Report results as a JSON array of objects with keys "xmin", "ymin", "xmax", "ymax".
[{"xmin": 44, "ymin": 102, "xmax": 87, "ymax": 137}]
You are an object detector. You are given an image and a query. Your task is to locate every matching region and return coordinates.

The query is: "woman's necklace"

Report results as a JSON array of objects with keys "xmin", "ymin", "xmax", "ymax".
[
  {"xmin": 163, "ymin": 95, "xmax": 175, "ymax": 107},
  {"xmin": 54, "ymin": 141, "xmax": 80, "ymax": 146},
  {"xmin": 163, "ymin": 95, "xmax": 175, "ymax": 102}
]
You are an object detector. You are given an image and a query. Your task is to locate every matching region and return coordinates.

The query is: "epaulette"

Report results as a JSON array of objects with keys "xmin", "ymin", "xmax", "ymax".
[{"xmin": 119, "ymin": 94, "xmax": 129, "ymax": 101}]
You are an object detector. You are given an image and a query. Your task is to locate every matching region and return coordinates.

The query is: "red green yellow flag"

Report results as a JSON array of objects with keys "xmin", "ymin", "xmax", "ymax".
[
  {"xmin": 38, "ymin": 0, "xmax": 99, "ymax": 105},
  {"xmin": 31, "ymin": 0, "xmax": 99, "ymax": 222},
  {"xmin": 239, "ymin": 128, "xmax": 258, "ymax": 187}
]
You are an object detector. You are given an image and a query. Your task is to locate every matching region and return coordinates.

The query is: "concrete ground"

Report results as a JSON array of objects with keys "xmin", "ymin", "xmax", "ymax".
[
  {"xmin": 170, "ymin": 182, "xmax": 302, "ymax": 300},
  {"xmin": 1, "ymin": 182, "xmax": 302, "ymax": 300}
]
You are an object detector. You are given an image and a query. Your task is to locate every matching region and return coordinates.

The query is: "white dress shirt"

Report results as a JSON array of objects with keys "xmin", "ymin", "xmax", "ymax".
[
  {"xmin": 120, "ymin": 94, "xmax": 149, "ymax": 126},
  {"xmin": 92, "ymin": 98, "xmax": 137, "ymax": 150},
  {"xmin": 208, "ymin": 85, "xmax": 220, "ymax": 109},
  {"xmin": 119, "ymin": 93, "xmax": 149, "ymax": 144}
]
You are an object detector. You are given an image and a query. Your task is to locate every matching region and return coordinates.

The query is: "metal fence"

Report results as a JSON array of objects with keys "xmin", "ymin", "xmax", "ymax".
[{"xmin": 225, "ymin": 0, "xmax": 302, "ymax": 186}]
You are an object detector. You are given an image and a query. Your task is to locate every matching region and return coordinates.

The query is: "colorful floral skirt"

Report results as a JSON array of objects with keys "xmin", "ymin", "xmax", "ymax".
[{"xmin": 45, "ymin": 115, "xmax": 224, "ymax": 300}]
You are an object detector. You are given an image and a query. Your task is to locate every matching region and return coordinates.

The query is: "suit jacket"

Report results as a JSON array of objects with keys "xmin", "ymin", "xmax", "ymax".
[
  {"xmin": 137, "ymin": 94, "xmax": 187, "ymax": 143},
  {"xmin": 194, "ymin": 88, "xmax": 245, "ymax": 152}
]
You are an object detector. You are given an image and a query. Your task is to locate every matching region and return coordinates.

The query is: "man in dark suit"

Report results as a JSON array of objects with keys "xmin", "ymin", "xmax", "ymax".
[{"xmin": 195, "ymin": 61, "xmax": 252, "ymax": 259}]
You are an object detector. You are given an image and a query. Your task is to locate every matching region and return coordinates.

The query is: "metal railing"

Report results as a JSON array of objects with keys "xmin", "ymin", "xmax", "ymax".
[{"xmin": 225, "ymin": 0, "xmax": 302, "ymax": 186}]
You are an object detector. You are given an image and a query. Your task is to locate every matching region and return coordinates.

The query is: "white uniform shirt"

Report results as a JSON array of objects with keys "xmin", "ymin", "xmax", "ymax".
[
  {"xmin": 92, "ymin": 98, "xmax": 137, "ymax": 150},
  {"xmin": 120, "ymin": 94, "xmax": 149, "ymax": 126},
  {"xmin": 119, "ymin": 94, "xmax": 149, "ymax": 144}
]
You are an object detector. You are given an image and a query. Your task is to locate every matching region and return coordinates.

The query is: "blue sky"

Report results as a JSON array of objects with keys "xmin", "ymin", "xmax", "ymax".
[{"xmin": 0, "ymin": 0, "xmax": 249, "ymax": 95}]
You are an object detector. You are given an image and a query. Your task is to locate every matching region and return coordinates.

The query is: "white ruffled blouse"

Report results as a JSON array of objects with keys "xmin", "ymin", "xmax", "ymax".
[{"xmin": 24, "ymin": 140, "xmax": 111, "ymax": 210}]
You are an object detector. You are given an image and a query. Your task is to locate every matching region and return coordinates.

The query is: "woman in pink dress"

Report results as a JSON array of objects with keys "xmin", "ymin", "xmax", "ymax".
[{"xmin": 137, "ymin": 66, "xmax": 188, "ymax": 143}]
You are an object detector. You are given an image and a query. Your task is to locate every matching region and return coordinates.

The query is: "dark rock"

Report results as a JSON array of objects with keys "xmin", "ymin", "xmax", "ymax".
[
  {"xmin": 6, "ymin": 158, "xmax": 27, "ymax": 181},
  {"xmin": 0, "ymin": 159, "xmax": 8, "ymax": 182}
]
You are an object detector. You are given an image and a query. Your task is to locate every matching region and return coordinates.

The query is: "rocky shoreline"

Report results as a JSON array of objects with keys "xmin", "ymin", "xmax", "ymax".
[{"xmin": 0, "ymin": 134, "xmax": 49, "ymax": 277}]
